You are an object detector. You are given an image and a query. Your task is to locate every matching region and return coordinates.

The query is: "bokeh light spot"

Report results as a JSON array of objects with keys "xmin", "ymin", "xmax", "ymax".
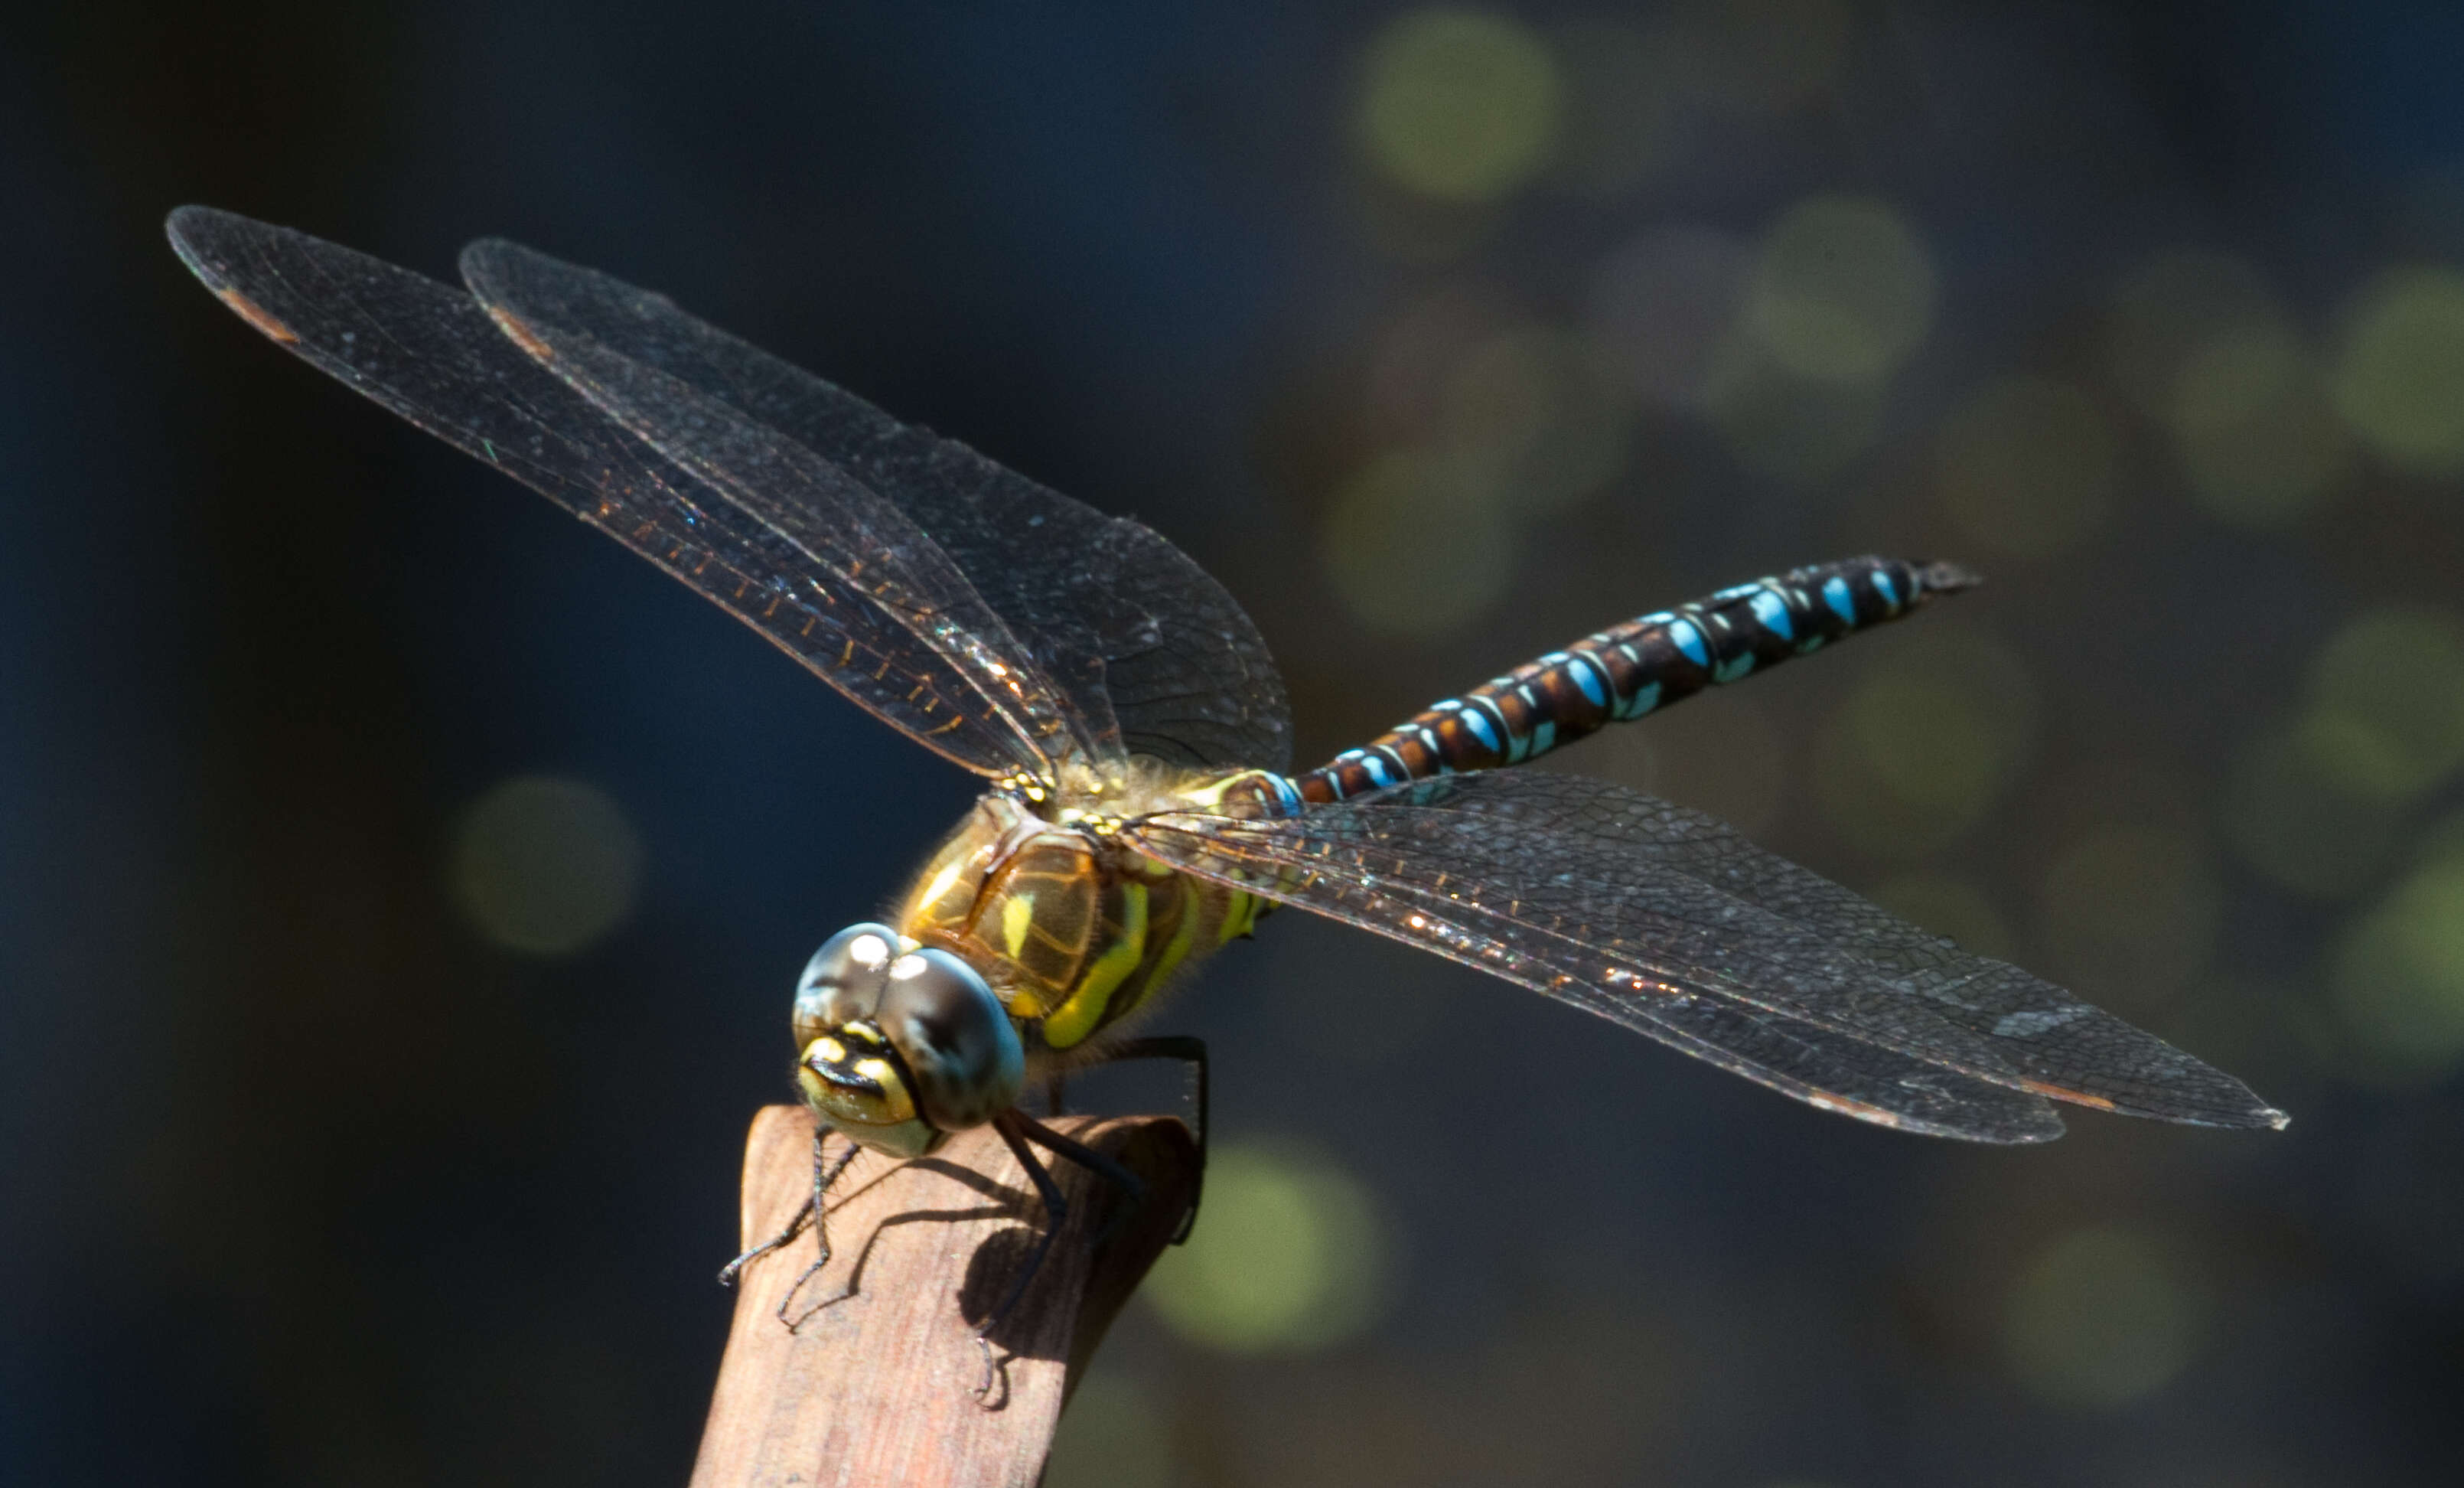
[
  {"xmin": 2035, "ymin": 824, "xmax": 2221, "ymax": 1006},
  {"xmin": 2218, "ymin": 720, "xmax": 2410, "ymax": 899},
  {"xmin": 2299, "ymin": 605, "xmax": 2464, "ymax": 801},
  {"xmin": 1935, "ymin": 377, "xmax": 2117, "ymax": 559},
  {"xmin": 2169, "ymin": 324, "xmax": 2351, "ymax": 527},
  {"xmin": 2329, "ymin": 859, "xmax": 2464, "ymax": 1082},
  {"xmin": 1814, "ymin": 629, "xmax": 2039, "ymax": 860},
  {"xmin": 1445, "ymin": 327, "xmax": 1560, "ymax": 458},
  {"xmin": 2330, "ymin": 266, "xmax": 2464, "ymax": 476},
  {"xmin": 2105, "ymin": 250, "xmax": 2287, "ymax": 416},
  {"xmin": 1357, "ymin": 8, "xmax": 1564, "ymax": 204},
  {"xmin": 1042, "ymin": 1366, "xmax": 1173, "ymax": 1488},
  {"xmin": 1143, "ymin": 1140, "xmax": 1387, "ymax": 1353},
  {"xmin": 2002, "ymin": 1225, "xmax": 2205, "ymax": 1410},
  {"xmin": 2419, "ymin": 808, "xmax": 2464, "ymax": 866},
  {"xmin": 1547, "ymin": 18, "xmax": 1670, "ymax": 198},
  {"xmin": 1704, "ymin": 338, "xmax": 1885, "ymax": 482},
  {"xmin": 1441, "ymin": 326, "xmax": 1630, "ymax": 517},
  {"xmin": 1320, "ymin": 448, "xmax": 1516, "ymax": 638},
  {"xmin": 1846, "ymin": 677, "xmax": 2000, "ymax": 814},
  {"xmin": 450, "ymin": 776, "xmax": 646, "ymax": 957},
  {"xmin": 1743, "ymin": 195, "xmax": 1937, "ymax": 384},
  {"xmin": 2173, "ymin": 321, "xmax": 2304, "ymax": 431}
]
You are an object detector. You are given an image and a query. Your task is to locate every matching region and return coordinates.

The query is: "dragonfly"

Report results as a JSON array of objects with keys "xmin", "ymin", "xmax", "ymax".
[{"xmin": 167, "ymin": 206, "xmax": 2286, "ymax": 1358}]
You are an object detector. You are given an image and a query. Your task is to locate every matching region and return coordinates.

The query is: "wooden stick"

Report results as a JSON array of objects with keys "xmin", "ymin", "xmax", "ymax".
[{"xmin": 690, "ymin": 1105, "xmax": 1199, "ymax": 1488}]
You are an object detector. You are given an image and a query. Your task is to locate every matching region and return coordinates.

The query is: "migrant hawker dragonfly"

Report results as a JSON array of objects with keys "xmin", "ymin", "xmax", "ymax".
[{"xmin": 166, "ymin": 207, "xmax": 2286, "ymax": 1329}]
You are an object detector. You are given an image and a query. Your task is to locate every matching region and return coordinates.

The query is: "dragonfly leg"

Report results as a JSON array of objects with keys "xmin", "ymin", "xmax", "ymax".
[
  {"xmin": 719, "ymin": 1126, "xmax": 828, "ymax": 1286},
  {"xmin": 1044, "ymin": 1072, "xmax": 1068, "ymax": 1116},
  {"xmin": 713, "ymin": 1128, "xmax": 864, "ymax": 1329},
  {"xmin": 973, "ymin": 1111, "xmax": 1149, "ymax": 1398},
  {"xmin": 1012, "ymin": 1111, "xmax": 1147, "ymax": 1248},
  {"xmin": 778, "ymin": 1134, "xmax": 867, "ymax": 1328},
  {"xmin": 978, "ymin": 1113, "xmax": 1069, "ymax": 1398},
  {"xmin": 717, "ymin": 1196, "xmax": 811, "ymax": 1287},
  {"xmin": 1077, "ymin": 1036, "xmax": 1208, "ymax": 1242}
]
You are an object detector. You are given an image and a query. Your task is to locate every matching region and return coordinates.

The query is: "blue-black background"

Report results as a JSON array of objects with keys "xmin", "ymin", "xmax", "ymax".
[{"xmin": 5, "ymin": 3, "xmax": 2462, "ymax": 1485}]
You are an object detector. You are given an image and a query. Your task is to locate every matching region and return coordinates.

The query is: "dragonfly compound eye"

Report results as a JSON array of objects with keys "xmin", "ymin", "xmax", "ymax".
[
  {"xmin": 878, "ymin": 947, "xmax": 1024, "ymax": 1131},
  {"xmin": 792, "ymin": 922, "xmax": 907, "ymax": 1045}
]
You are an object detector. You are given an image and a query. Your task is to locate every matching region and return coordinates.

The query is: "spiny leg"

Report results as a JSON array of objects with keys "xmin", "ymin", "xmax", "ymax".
[
  {"xmin": 715, "ymin": 1127, "xmax": 863, "ymax": 1328},
  {"xmin": 1079, "ymin": 1036, "xmax": 1208, "ymax": 1242},
  {"xmin": 776, "ymin": 1134, "xmax": 866, "ymax": 1327},
  {"xmin": 718, "ymin": 1199, "xmax": 811, "ymax": 1287},
  {"xmin": 973, "ymin": 1111, "xmax": 1149, "ymax": 1398},
  {"xmin": 719, "ymin": 1127, "xmax": 829, "ymax": 1286}
]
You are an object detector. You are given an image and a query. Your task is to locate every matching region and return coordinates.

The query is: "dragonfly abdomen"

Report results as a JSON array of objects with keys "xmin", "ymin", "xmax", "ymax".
[{"xmin": 1295, "ymin": 556, "xmax": 1976, "ymax": 803}]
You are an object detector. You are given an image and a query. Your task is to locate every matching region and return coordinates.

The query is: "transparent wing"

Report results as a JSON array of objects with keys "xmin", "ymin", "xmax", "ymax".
[
  {"xmin": 459, "ymin": 238, "xmax": 1294, "ymax": 772},
  {"xmin": 166, "ymin": 206, "xmax": 1070, "ymax": 778},
  {"xmin": 1130, "ymin": 772, "xmax": 2286, "ymax": 1140}
]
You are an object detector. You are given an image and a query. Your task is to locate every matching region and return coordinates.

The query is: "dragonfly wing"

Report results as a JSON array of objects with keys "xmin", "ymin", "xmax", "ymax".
[
  {"xmin": 1594, "ymin": 990, "xmax": 2066, "ymax": 1141},
  {"xmin": 1136, "ymin": 814, "xmax": 2056, "ymax": 1143},
  {"xmin": 166, "ymin": 206, "xmax": 1060, "ymax": 778},
  {"xmin": 1130, "ymin": 772, "xmax": 2284, "ymax": 1136},
  {"xmin": 460, "ymin": 239, "xmax": 1295, "ymax": 772},
  {"xmin": 483, "ymin": 321, "xmax": 1100, "ymax": 769},
  {"xmin": 1459, "ymin": 775, "xmax": 2290, "ymax": 1127}
]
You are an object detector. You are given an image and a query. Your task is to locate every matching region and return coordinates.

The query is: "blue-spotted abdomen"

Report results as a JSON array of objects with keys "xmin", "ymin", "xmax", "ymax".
[{"xmin": 1293, "ymin": 556, "xmax": 1977, "ymax": 802}]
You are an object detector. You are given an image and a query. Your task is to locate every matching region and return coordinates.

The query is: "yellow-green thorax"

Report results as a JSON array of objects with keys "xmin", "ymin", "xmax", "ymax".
[{"xmin": 897, "ymin": 769, "xmax": 1279, "ymax": 1052}]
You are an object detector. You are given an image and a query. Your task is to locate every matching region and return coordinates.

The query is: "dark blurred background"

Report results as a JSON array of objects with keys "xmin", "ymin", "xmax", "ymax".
[{"xmin": 7, "ymin": 2, "xmax": 2464, "ymax": 1483}]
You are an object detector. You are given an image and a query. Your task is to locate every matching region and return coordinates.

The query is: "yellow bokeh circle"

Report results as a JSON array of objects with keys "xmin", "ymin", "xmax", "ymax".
[
  {"xmin": 2002, "ymin": 1225, "xmax": 2205, "ymax": 1410},
  {"xmin": 1142, "ymin": 1140, "xmax": 1388, "ymax": 1353},
  {"xmin": 449, "ymin": 775, "xmax": 646, "ymax": 957},
  {"xmin": 1744, "ymin": 195, "xmax": 1938, "ymax": 384},
  {"xmin": 1357, "ymin": 8, "xmax": 1564, "ymax": 203},
  {"xmin": 2330, "ymin": 266, "xmax": 2464, "ymax": 476}
]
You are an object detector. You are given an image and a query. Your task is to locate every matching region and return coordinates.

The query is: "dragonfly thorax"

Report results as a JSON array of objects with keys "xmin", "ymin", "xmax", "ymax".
[{"xmin": 894, "ymin": 770, "xmax": 1289, "ymax": 1056}]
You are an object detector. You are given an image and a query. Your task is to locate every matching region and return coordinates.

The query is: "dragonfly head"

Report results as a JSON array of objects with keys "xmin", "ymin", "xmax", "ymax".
[{"xmin": 790, "ymin": 923, "xmax": 1025, "ymax": 1159}]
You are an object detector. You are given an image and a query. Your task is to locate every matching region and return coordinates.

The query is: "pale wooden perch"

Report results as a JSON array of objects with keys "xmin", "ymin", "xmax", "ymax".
[{"xmin": 689, "ymin": 1105, "xmax": 1199, "ymax": 1488}]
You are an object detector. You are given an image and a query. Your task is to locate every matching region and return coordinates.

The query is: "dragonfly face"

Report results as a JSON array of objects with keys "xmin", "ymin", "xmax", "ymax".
[
  {"xmin": 166, "ymin": 206, "xmax": 2287, "ymax": 1171},
  {"xmin": 791, "ymin": 923, "xmax": 1024, "ymax": 1158}
]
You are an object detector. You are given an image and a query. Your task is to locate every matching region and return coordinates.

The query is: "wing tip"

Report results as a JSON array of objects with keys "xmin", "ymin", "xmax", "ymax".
[
  {"xmin": 164, "ymin": 201, "xmax": 228, "ymax": 243},
  {"xmin": 2024, "ymin": 1077, "xmax": 2291, "ymax": 1133},
  {"xmin": 165, "ymin": 206, "xmax": 305, "ymax": 345},
  {"xmin": 2171, "ymin": 1103, "xmax": 2291, "ymax": 1132},
  {"xmin": 457, "ymin": 237, "xmax": 520, "ymax": 295},
  {"xmin": 164, "ymin": 203, "xmax": 260, "ymax": 266},
  {"xmin": 164, "ymin": 204, "xmax": 228, "ymax": 282}
]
